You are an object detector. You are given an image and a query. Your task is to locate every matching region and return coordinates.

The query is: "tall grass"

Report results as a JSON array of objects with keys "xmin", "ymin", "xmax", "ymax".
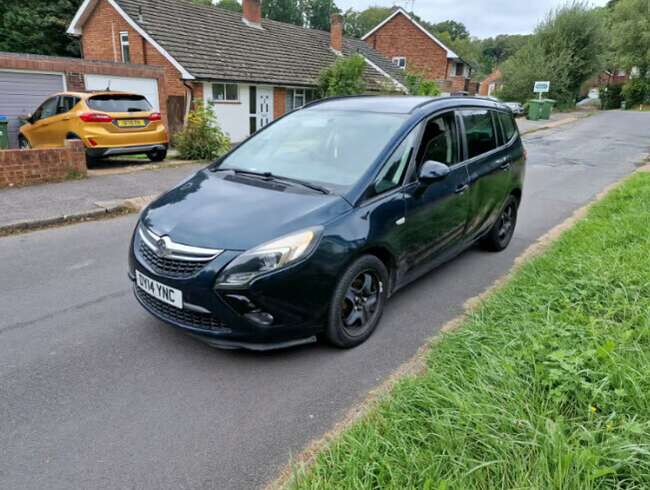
[{"xmin": 292, "ymin": 173, "xmax": 650, "ymax": 489}]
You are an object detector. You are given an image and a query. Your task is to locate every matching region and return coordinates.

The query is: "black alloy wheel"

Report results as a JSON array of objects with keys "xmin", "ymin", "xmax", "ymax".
[
  {"xmin": 326, "ymin": 255, "xmax": 388, "ymax": 348},
  {"xmin": 481, "ymin": 195, "xmax": 519, "ymax": 251}
]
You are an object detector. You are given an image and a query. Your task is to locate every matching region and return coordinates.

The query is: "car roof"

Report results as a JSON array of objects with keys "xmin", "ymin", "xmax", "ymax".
[{"xmin": 305, "ymin": 95, "xmax": 511, "ymax": 115}]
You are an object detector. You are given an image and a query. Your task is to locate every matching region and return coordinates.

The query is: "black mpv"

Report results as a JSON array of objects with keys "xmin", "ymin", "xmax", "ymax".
[{"xmin": 129, "ymin": 96, "xmax": 526, "ymax": 350}]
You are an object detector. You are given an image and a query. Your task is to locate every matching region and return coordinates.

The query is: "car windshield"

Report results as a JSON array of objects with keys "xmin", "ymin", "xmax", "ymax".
[
  {"xmin": 87, "ymin": 94, "xmax": 152, "ymax": 112},
  {"xmin": 219, "ymin": 109, "xmax": 408, "ymax": 189}
]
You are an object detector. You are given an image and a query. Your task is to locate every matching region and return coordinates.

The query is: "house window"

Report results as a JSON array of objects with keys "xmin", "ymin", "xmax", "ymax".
[
  {"xmin": 120, "ymin": 32, "xmax": 130, "ymax": 63},
  {"xmin": 285, "ymin": 88, "xmax": 318, "ymax": 112},
  {"xmin": 212, "ymin": 83, "xmax": 239, "ymax": 102},
  {"xmin": 617, "ymin": 68, "xmax": 626, "ymax": 77},
  {"xmin": 455, "ymin": 63, "xmax": 464, "ymax": 77},
  {"xmin": 392, "ymin": 57, "xmax": 407, "ymax": 70}
]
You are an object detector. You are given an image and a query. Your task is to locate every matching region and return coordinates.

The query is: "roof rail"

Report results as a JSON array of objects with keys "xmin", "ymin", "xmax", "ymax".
[{"xmin": 301, "ymin": 94, "xmax": 376, "ymax": 110}]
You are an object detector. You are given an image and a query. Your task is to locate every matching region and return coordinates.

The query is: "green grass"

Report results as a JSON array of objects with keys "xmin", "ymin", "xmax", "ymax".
[{"xmin": 291, "ymin": 173, "xmax": 650, "ymax": 490}]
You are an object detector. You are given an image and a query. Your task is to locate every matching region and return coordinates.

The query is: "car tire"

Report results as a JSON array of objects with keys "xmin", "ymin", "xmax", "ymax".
[
  {"xmin": 481, "ymin": 195, "xmax": 519, "ymax": 252},
  {"xmin": 18, "ymin": 136, "xmax": 31, "ymax": 150},
  {"xmin": 147, "ymin": 149, "xmax": 167, "ymax": 162},
  {"xmin": 325, "ymin": 255, "xmax": 389, "ymax": 348}
]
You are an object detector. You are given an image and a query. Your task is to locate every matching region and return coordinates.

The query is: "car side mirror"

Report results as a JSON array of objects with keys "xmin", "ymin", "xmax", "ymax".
[
  {"xmin": 19, "ymin": 114, "xmax": 32, "ymax": 125},
  {"xmin": 418, "ymin": 160, "xmax": 450, "ymax": 183}
]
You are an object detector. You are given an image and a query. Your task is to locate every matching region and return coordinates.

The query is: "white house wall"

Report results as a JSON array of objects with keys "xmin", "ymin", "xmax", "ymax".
[{"xmin": 203, "ymin": 82, "xmax": 250, "ymax": 143}]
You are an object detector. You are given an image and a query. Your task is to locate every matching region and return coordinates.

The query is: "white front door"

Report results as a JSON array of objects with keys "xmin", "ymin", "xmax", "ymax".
[{"xmin": 256, "ymin": 86, "xmax": 273, "ymax": 130}]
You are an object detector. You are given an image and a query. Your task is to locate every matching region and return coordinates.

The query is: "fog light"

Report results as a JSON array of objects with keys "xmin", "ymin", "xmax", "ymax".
[{"xmin": 244, "ymin": 311, "xmax": 274, "ymax": 326}]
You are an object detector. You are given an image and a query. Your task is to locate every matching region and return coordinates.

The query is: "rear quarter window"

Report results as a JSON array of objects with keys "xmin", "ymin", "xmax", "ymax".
[
  {"xmin": 461, "ymin": 109, "xmax": 497, "ymax": 159},
  {"xmin": 498, "ymin": 111, "xmax": 518, "ymax": 143},
  {"xmin": 87, "ymin": 95, "xmax": 152, "ymax": 112}
]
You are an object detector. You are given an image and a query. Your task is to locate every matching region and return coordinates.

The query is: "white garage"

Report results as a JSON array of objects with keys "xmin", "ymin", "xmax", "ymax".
[
  {"xmin": 0, "ymin": 70, "xmax": 66, "ymax": 148},
  {"xmin": 84, "ymin": 74, "xmax": 160, "ymax": 111}
]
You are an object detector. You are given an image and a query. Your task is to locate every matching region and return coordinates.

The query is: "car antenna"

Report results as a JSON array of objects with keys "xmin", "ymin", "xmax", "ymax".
[{"xmin": 105, "ymin": 81, "xmax": 111, "ymax": 91}]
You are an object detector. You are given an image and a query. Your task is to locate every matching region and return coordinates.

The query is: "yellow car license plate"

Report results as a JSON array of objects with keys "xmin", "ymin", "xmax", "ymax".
[{"xmin": 116, "ymin": 119, "xmax": 146, "ymax": 128}]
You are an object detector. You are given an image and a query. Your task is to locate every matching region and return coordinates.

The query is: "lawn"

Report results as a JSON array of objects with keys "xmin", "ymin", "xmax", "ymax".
[{"xmin": 290, "ymin": 172, "xmax": 650, "ymax": 489}]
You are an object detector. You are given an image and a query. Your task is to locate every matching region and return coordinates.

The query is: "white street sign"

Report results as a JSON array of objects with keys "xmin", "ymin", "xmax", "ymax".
[{"xmin": 534, "ymin": 81, "xmax": 551, "ymax": 93}]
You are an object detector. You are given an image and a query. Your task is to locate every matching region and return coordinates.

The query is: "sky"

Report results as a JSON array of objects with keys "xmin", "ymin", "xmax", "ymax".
[{"xmin": 335, "ymin": 0, "xmax": 609, "ymax": 38}]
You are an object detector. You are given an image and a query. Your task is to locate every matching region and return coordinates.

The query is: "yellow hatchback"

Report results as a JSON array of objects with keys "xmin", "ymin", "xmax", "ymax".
[{"xmin": 19, "ymin": 91, "xmax": 169, "ymax": 162}]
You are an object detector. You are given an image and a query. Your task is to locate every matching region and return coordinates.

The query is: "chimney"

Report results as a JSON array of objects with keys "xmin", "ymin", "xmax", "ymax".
[
  {"xmin": 330, "ymin": 13, "xmax": 343, "ymax": 53},
  {"xmin": 242, "ymin": 0, "xmax": 262, "ymax": 27}
]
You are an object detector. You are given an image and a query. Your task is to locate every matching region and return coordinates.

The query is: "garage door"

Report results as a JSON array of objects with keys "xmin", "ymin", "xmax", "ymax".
[
  {"xmin": 0, "ymin": 70, "xmax": 65, "ymax": 148},
  {"xmin": 85, "ymin": 75, "xmax": 159, "ymax": 112}
]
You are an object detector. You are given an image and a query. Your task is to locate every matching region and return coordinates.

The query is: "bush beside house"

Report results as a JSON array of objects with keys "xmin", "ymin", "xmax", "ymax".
[{"xmin": 173, "ymin": 101, "xmax": 231, "ymax": 161}]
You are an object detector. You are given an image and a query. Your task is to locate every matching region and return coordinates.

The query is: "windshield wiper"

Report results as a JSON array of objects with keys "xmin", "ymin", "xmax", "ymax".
[{"xmin": 212, "ymin": 167, "xmax": 331, "ymax": 195}]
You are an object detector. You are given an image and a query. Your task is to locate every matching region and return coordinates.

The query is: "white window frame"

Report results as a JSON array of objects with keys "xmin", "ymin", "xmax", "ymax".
[
  {"xmin": 392, "ymin": 57, "xmax": 407, "ymax": 70},
  {"xmin": 211, "ymin": 82, "xmax": 239, "ymax": 102},
  {"xmin": 119, "ymin": 31, "xmax": 130, "ymax": 63},
  {"xmin": 286, "ymin": 88, "xmax": 318, "ymax": 111}
]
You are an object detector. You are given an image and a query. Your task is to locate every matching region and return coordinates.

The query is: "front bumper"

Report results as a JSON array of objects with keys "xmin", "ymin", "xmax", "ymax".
[{"xmin": 128, "ymin": 229, "xmax": 334, "ymax": 350}]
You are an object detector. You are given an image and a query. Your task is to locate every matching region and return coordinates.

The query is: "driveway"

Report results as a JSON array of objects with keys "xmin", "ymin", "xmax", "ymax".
[{"xmin": 1, "ymin": 111, "xmax": 648, "ymax": 490}]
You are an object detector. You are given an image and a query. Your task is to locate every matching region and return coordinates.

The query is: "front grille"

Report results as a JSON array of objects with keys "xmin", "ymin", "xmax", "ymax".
[
  {"xmin": 138, "ymin": 241, "xmax": 208, "ymax": 278},
  {"xmin": 136, "ymin": 287, "xmax": 231, "ymax": 334}
]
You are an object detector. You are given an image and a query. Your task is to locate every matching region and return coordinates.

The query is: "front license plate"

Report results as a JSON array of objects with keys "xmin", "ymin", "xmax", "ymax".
[
  {"xmin": 116, "ymin": 119, "xmax": 146, "ymax": 128},
  {"xmin": 136, "ymin": 270, "xmax": 183, "ymax": 309}
]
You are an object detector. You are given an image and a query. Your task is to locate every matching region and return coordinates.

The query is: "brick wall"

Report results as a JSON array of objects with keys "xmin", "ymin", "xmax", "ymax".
[
  {"xmin": 0, "ymin": 140, "xmax": 87, "ymax": 188},
  {"xmin": 273, "ymin": 87, "xmax": 286, "ymax": 119},
  {"xmin": 364, "ymin": 12, "xmax": 449, "ymax": 81},
  {"xmin": 0, "ymin": 52, "xmax": 169, "ymax": 127},
  {"xmin": 82, "ymin": 0, "xmax": 188, "ymax": 98}
]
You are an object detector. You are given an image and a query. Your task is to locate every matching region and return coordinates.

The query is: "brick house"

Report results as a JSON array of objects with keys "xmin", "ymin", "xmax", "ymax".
[
  {"xmin": 362, "ymin": 8, "xmax": 475, "ymax": 95},
  {"xmin": 67, "ymin": 0, "xmax": 406, "ymax": 142},
  {"xmin": 479, "ymin": 68, "xmax": 503, "ymax": 97}
]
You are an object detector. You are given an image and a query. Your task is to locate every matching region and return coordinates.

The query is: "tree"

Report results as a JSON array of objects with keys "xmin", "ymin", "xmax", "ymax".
[
  {"xmin": 610, "ymin": 0, "xmax": 650, "ymax": 78},
  {"xmin": 305, "ymin": 0, "xmax": 338, "ymax": 31},
  {"xmin": 343, "ymin": 6, "xmax": 392, "ymax": 38},
  {"xmin": 318, "ymin": 54, "xmax": 366, "ymax": 96},
  {"xmin": 216, "ymin": 0, "xmax": 242, "ymax": 11},
  {"xmin": 262, "ymin": 0, "xmax": 303, "ymax": 25},
  {"xmin": 429, "ymin": 20, "xmax": 469, "ymax": 41},
  {"xmin": 500, "ymin": 2, "xmax": 606, "ymax": 106},
  {"xmin": 0, "ymin": 0, "xmax": 83, "ymax": 57}
]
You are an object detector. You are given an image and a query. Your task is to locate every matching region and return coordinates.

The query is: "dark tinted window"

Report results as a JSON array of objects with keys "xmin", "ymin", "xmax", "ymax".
[
  {"xmin": 416, "ymin": 112, "xmax": 459, "ymax": 166},
  {"xmin": 461, "ymin": 109, "xmax": 497, "ymax": 159},
  {"xmin": 36, "ymin": 97, "xmax": 59, "ymax": 121},
  {"xmin": 498, "ymin": 111, "xmax": 517, "ymax": 143},
  {"xmin": 372, "ymin": 130, "xmax": 417, "ymax": 196},
  {"xmin": 87, "ymin": 95, "xmax": 152, "ymax": 112},
  {"xmin": 57, "ymin": 96, "xmax": 79, "ymax": 114}
]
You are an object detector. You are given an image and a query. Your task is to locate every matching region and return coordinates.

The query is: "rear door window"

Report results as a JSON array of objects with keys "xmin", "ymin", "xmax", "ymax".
[
  {"xmin": 87, "ymin": 95, "xmax": 152, "ymax": 113},
  {"xmin": 497, "ymin": 111, "xmax": 517, "ymax": 143},
  {"xmin": 57, "ymin": 96, "xmax": 79, "ymax": 114},
  {"xmin": 460, "ymin": 109, "xmax": 497, "ymax": 159}
]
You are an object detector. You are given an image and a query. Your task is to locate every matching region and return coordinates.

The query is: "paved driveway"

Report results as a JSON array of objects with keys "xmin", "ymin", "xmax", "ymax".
[{"xmin": 0, "ymin": 111, "xmax": 648, "ymax": 490}]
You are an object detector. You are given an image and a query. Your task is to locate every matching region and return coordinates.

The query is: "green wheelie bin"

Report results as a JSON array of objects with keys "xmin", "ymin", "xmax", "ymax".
[
  {"xmin": 0, "ymin": 116, "xmax": 8, "ymax": 150},
  {"xmin": 539, "ymin": 99, "xmax": 555, "ymax": 120},
  {"xmin": 527, "ymin": 100, "xmax": 543, "ymax": 121}
]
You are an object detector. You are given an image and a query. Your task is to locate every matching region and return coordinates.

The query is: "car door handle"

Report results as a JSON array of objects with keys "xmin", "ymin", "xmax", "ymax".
[
  {"xmin": 455, "ymin": 183, "xmax": 469, "ymax": 194},
  {"xmin": 499, "ymin": 160, "xmax": 511, "ymax": 171}
]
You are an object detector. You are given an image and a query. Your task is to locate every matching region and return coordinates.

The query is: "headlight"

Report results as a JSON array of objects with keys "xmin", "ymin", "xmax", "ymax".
[{"xmin": 215, "ymin": 227, "xmax": 322, "ymax": 287}]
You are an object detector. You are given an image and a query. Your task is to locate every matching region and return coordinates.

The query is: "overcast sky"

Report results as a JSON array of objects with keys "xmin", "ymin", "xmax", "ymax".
[{"xmin": 336, "ymin": 0, "xmax": 609, "ymax": 38}]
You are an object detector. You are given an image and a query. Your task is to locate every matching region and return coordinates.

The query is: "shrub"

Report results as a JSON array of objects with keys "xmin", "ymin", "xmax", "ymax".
[
  {"xmin": 404, "ymin": 71, "xmax": 441, "ymax": 96},
  {"xmin": 173, "ymin": 101, "xmax": 231, "ymax": 160},
  {"xmin": 318, "ymin": 54, "xmax": 366, "ymax": 97},
  {"xmin": 622, "ymin": 79, "xmax": 650, "ymax": 108},
  {"xmin": 600, "ymin": 84, "xmax": 624, "ymax": 110}
]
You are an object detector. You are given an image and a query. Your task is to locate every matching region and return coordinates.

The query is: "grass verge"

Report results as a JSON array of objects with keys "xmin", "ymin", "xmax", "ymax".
[{"xmin": 289, "ymin": 172, "xmax": 650, "ymax": 489}]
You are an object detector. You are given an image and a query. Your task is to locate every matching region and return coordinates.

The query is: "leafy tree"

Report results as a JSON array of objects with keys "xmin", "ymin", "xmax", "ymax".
[
  {"xmin": 343, "ymin": 6, "xmax": 392, "ymax": 38},
  {"xmin": 500, "ymin": 2, "xmax": 606, "ymax": 106},
  {"xmin": 0, "ymin": 0, "xmax": 83, "ymax": 56},
  {"xmin": 610, "ymin": 0, "xmax": 650, "ymax": 78},
  {"xmin": 429, "ymin": 20, "xmax": 469, "ymax": 41},
  {"xmin": 318, "ymin": 54, "xmax": 366, "ymax": 96},
  {"xmin": 216, "ymin": 0, "xmax": 241, "ymax": 10},
  {"xmin": 262, "ymin": 0, "xmax": 303, "ymax": 25},
  {"xmin": 305, "ymin": 0, "xmax": 339, "ymax": 31},
  {"xmin": 477, "ymin": 34, "xmax": 529, "ymax": 78}
]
